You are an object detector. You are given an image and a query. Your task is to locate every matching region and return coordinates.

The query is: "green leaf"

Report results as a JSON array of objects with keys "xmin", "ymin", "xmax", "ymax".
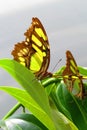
[
  {"xmin": 0, "ymin": 59, "xmax": 50, "ymax": 115},
  {"xmin": 0, "ymin": 59, "xmax": 56, "ymax": 130},
  {"xmin": 51, "ymin": 109, "xmax": 78, "ymax": 130},
  {"xmin": 0, "ymin": 59, "xmax": 79, "ymax": 130},
  {"xmin": 0, "ymin": 114, "xmax": 48, "ymax": 130},
  {"xmin": 0, "ymin": 86, "xmax": 78, "ymax": 130},
  {"xmin": 79, "ymin": 66, "xmax": 87, "ymax": 76},
  {"xmin": 0, "ymin": 86, "xmax": 55, "ymax": 130},
  {"xmin": 56, "ymin": 83, "xmax": 72, "ymax": 120},
  {"xmin": 56, "ymin": 82, "xmax": 87, "ymax": 130}
]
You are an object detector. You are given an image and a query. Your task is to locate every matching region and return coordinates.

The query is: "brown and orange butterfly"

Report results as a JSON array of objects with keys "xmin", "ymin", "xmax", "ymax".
[
  {"xmin": 62, "ymin": 50, "xmax": 85, "ymax": 99},
  {"xmin": 11, "ymin": 17, "xmax": 51, "ymax": 79}
]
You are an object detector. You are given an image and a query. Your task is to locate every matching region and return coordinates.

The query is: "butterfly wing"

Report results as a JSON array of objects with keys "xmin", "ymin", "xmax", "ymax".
[
  {"xmin": 62, "ymin": 50, "xmax": 84, "ymax": 99},
  {"xmin": 11, "ymin": 17, "xmax": 50, "ymax": 79}
]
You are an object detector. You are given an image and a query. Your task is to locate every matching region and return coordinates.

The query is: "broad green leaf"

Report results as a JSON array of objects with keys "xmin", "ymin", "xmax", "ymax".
[
  {"xmin": 51, "ymin": 109, "xmax": 78, "ymax": 130},
  {"xmin": 0, "ymin": 114, "xmax": 48, "ymax": 130},
  {"xmin": 0, "ymin": 59, "xmax": 51, "ymax": 116},
  {"xmin": 56, "ymin": 82, "xmax": 87, "ymax": 130},
  {"xmin": 56, "ymin": 84, "xmax": 72, "ymax": 120},
  {"xmin": 0, "ymin": 86, "xmax": 78, "ymax": 130},
  {"xmin": 0, "ymin": 86, "xmax": 55, "ymax": 130}
]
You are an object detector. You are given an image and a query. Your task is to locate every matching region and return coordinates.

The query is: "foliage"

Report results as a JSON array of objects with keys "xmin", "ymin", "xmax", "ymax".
[{"xmin": 0, "ymin": 59, "xmax": 87, "ymax": 130}]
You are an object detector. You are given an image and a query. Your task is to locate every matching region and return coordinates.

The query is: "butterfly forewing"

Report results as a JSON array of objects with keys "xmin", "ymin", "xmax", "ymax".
[{"xmin": 11, "ymin": 17, "xmax": 50, "ymax": 79}]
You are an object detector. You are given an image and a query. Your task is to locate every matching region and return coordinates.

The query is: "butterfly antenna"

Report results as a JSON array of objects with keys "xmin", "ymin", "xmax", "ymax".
[{"xmin": 51, "ymin": 58, "xmax": 62, "ymax": 73}]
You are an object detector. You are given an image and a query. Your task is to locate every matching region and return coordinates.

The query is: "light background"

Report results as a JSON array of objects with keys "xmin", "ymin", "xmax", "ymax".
[{"xmin": 0, "ymin": 0, "xmax": 87, "ymax": 119}]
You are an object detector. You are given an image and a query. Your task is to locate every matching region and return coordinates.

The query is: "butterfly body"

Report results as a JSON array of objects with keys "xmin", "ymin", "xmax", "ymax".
[{"xmin": 12, "ymin": 17, "xmax": 51, "ymax": 79}]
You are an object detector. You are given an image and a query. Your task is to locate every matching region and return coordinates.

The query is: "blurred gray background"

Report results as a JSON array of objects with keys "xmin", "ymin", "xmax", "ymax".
[{"xmin": 0, "ymin": 0, "xmax": 87, "ymax": 119}]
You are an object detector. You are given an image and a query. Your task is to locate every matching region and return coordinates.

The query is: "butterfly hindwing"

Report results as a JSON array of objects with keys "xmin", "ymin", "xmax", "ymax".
[{"xmin": 11, "ymin": 17, "xmax": 50, "ymax": 79}]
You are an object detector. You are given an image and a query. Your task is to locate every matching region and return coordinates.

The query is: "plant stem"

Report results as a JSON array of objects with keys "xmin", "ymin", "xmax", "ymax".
[{"xmin": 2, "ymin": 102, "xmax": 22, "ymax": 120}]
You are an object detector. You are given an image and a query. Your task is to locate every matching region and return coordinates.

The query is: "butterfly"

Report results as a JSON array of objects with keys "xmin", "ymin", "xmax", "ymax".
[
  {"xmin": 11, "ymin": 17, "xmax": 51, "ymax": 79},
  {"xmin": 62, "ymin": 50, "xmax": 85, "ymax": 99}
]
